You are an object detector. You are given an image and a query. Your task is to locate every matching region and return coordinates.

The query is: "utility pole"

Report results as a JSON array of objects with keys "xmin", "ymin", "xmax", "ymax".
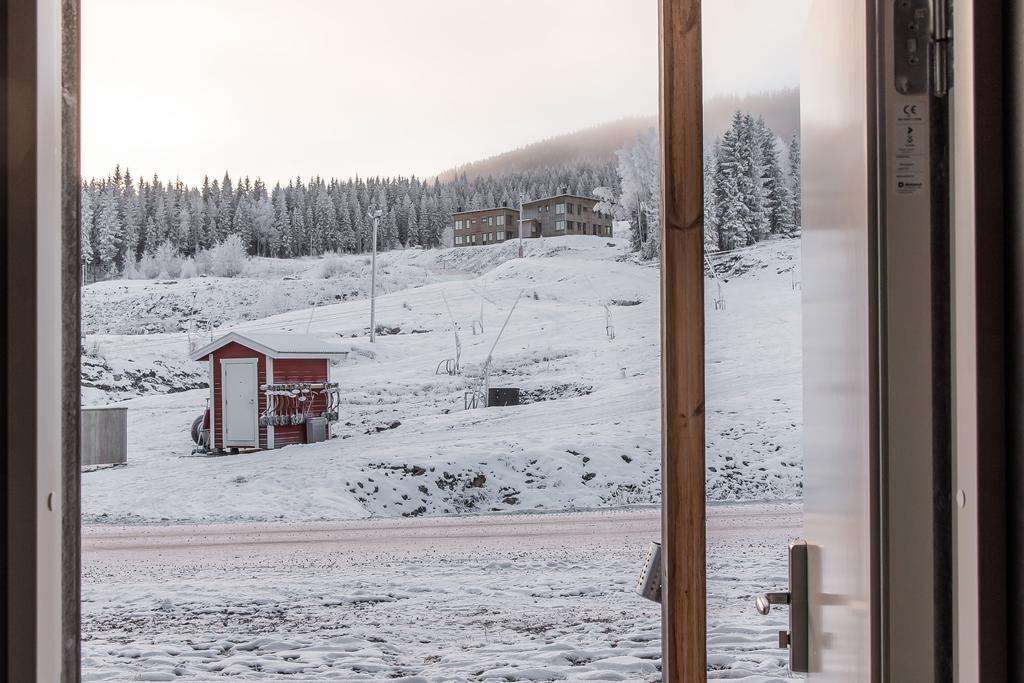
[
  {"xmin": 368, "ymin": 209, "xmax": 382, "ymax": 342},
  {"xmin": 517, "ymin": 192, "xmax": 525, "ymax": 258}
]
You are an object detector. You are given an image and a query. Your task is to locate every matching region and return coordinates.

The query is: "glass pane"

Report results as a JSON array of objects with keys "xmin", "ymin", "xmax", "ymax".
[
  {"xmin": 703, "ymin": 1, "xmax": 811, "ymax": 679},
  {"xmin": 80, "ymin": 2, "xmax": 664, "ymax": 681}
]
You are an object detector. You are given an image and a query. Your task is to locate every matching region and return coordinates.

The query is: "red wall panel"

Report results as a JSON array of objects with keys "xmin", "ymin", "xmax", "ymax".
[{"xmin": 269, "ymin": 359, "xmax": 330, "ymax": 447}]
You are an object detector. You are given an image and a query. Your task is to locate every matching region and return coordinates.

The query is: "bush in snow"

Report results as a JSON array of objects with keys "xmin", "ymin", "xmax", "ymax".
[
  {"xmin": 194, "ymin": 249, "xmax": 213, "ymax": 276},
  {"xmin": 318, "ymin": 253, "xmax": 348, "ymax": 279},
  {"xmin": 179, "ymin": 258, "xmax": 198, "ymax": 279},
  {"xmin": 154, "ymin": 240, "xmax": 182, "ymax": 278},
  {"xmin": 122, "ymin": 259, "xmax": 140, "ymax": 280},
  {"xmin": 138, "ymin": 253, "xmax": 161, "ymax": 279},
  {"xmin": 209, "ymin": 235, "xmax": 249, "ymax": 277}
]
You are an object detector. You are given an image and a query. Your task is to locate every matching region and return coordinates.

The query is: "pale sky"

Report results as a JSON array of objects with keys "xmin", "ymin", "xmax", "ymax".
[{"xmin": 82, "ymin": 0, "xmax": 809, "ymax": 186}]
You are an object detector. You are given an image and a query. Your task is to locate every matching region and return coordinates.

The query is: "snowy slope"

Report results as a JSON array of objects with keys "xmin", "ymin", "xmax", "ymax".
[{"xmin": 82, "ymin": 237, "xmax": 802, "ymax": 524}]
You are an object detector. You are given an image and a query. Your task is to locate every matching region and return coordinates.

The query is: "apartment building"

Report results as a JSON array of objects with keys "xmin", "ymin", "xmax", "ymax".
[
  {"xmin": 451, "ymin": 193, "xmax": 613, "ymax": 247},
  {"xmin": 520, "ymin": 193, "xmax": 613, "ymax": 239},
  {"xmin": 452, "ymin": 206, "xmax": 521, "ymax": 247}
]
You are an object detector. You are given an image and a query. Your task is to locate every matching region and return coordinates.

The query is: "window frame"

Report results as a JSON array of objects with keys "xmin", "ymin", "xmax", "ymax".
[{"xmin": 23, "ymin": 3, "xmax": 709, "ymax": 682}]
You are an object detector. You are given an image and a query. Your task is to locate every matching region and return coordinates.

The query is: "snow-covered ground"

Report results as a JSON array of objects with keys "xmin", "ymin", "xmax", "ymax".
[
  {"xmin": 81, "ymin": 236, "xmax": 802, "ymax": 524},
  {"xmin": 81, "ymin": 236, "xmax": 803, "ymax": 681},
  {"xmin": 82, "ymin": 504, "xmax": 801, "ymax": 682}
]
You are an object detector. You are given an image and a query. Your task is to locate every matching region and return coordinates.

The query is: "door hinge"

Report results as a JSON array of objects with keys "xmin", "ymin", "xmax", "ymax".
[{"xmin": 931, "ymin": 0, "xmax": 953, "ymax": 97}]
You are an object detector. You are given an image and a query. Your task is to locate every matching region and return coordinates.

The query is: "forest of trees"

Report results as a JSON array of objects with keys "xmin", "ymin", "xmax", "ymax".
[
  {"xmin": 80, "ymin": 109, "xmax": 799, "ymax": 280},
  {"xmin": 703, "ymin": 111, "xmax": 801, "ymax": 252},
  {"xmin": 595, "ymin": 110, "xmax": 800, "ymax": 260},
  {"xmin": 80, "ymin": 162, "xmax": 618, "ymax": 280}
]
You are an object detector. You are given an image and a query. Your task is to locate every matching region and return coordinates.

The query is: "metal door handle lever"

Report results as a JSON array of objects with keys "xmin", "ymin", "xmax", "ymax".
[
  {"xmin": 755, "ymin": 591, "xmax": 791, "ymax": 615},
  {"xmin": 754, "ymin": 541, "xmax": 808, "ymax": 672}
]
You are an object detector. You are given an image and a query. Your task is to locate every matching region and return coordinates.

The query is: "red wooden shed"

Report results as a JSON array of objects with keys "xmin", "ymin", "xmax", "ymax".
[{"xmin": 190, "ymin": 332, "xmax": 348, "ymax": 452}]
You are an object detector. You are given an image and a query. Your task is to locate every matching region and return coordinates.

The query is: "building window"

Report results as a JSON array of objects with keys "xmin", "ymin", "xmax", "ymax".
[
  {"xmin": 555, "ymin": 203, "xmax": 566, "ymax": 214},
  {"xmin": 455, "ymin": 235, "xmax": 463, "ymax": 245},
  {"xmin": 455, "ymin": 219, "xmax": 463, "ymax": 229},
  {"xmin": 556, "ymin": 220, "xmax": 566, "ymax": 231}
]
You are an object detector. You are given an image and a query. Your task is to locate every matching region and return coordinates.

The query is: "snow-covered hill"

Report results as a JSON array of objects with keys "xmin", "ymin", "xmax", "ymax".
[{"xmin": 81, "ymin": 236, "xmax": 802, "ymax": 524}]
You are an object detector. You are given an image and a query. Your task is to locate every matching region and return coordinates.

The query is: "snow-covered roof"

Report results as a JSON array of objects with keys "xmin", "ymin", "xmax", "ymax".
[
  {"xmin": 190, "ymin": 332, "xmax": 349, "ymax": 361},
  {"xmin": 521, "ymin": 193, "xmax": 600, "ymax": 206},
  {"xmin": 451, "ymin": 206, "xmax": 520, "ymax": 216}
]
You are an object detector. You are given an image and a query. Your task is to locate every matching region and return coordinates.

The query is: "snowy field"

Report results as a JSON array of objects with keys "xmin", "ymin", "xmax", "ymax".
[
  {"xmin": 81, "ymin": 235, "xmax": 803, "ymax": 680},
  {"xmin": 81, "ymin": 236, "xmax": 802, "ymax": 524},
  {"xmin": 82, "ymin": 504, "xmax": 800, "ymax": 682}
]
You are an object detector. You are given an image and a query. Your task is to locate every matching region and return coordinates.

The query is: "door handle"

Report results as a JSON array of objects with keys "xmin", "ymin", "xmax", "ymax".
[
  {"xmin": 755, "ymin": 540, "xmax": 808, "ymax": 672},
  {"xmin": 755, "ymin": 591, "xmax": 790, "ymax": 615}
]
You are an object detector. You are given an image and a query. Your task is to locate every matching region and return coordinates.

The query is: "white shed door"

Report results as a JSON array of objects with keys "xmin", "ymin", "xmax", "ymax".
[{"xmin": 222, "ymin": 359, "xmax": 258, "ymax": 446}]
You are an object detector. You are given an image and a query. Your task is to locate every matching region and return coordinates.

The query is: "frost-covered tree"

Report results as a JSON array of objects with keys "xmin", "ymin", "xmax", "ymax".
[
  {"xmin": 714, "ymin": 125, "xmax": 753, "ymax": 250},
  {"xmin": 722, "ymin": 112, "xmax": 768, "ymax": 243},
  {"xmin": 253, "ymin": 196, "xmax": 275, "ymax": 256},
  {"xmin": 313, "ymin": 188, "xmax": 337, "ymax": 254},
  {"xmin": 702, "ymin": 150, "xmax": 719, "ymax": 253},
  {"xmin": 290, "ymin": 206, "xmax": 306, "ymax": 256},
  {"xmin": 80, "ymin": 182, "xmax": 95, "ymax": 279},
  {"xmin": 592, "ymin": 186, "xmax": 622, "ymax": 221},
  {"xmin": 232, "ymin": 193, "xmax": 257, "ymax": 252},
  {"xmin": 788, "ymin": 134, "xmax": 802, "ymax": 232},
  {"xmin": 154, "ymin": 239, "xmax": 181, "ymax": 278},
  {"xmin": 218, "ymin": 173, "xmax": 234, "ymax": 240},
  {"xmin": 122, "ymin": 190, "xmax": 142, "ymax": 263},
  {"xmin": 95, "ymin": 186, "xmax": 121, "ymax": 274},
  {"xmin": 382, "ymin": 206, "xmax": 399, "ymax": 250},
  {"xmin": 175, "ymin": 200, "xmax": 193, "ymax": 255},
  {"xmin": 209, "ymin": 234, "xmax": 249, "ymax": 277},
  {"xmin": 272, "ymin": 187, "xmax": 290, "ymax": 256},
  {"xmin": 616, "ymin": 128, "xmax": 661, "ymax": 259},
  {"xmin": 759, "ymin": 131, "xmax": 793, "ymax": 235},
  {"xmin": 152, "ymin": 193, "xmax": 170, "ymax": 250}
]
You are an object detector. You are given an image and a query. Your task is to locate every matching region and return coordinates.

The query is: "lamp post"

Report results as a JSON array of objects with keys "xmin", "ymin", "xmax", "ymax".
[
  {"xmin": 368, "ymin": 209, "xmax": 382, "ymax": 343},
  {"xmin": 517, "ymin": 192, "xmax": 525, "ymax": 258}
]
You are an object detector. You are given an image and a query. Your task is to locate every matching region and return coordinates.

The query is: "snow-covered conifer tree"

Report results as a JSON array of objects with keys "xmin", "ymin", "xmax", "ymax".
[
  {"xmin": 759, "ymin": 130, "xmax": 793, "ymax": 235},
  {"xmin": 80, "ymin": 182, "xmax": 95, "ymax": 279},
  {"xmin": 703, "ymin": 149, "xmax": 720, "ymax": 253},
  {"xmin": 95, "ymin": 186, "xmax": 121, "ymax": 275},
  {"xmin": 787, "ymin": 134, "xmax": 802, "ymax": 232}
]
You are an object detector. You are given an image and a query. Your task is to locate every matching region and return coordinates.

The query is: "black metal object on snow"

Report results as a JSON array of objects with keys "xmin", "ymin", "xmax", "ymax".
[{"xmin": 487, "ymin": 387, "xmax": 520, "ymax": 407}]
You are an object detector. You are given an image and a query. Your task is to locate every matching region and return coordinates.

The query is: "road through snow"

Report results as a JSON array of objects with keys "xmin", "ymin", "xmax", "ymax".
[{"xmin": 82, "ymin": 504, "xmax": 801, "ymax": 681}]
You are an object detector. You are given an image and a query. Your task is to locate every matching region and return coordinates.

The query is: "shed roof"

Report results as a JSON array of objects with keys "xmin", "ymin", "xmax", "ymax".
[{"xmin": 190, "ymin": 332, "xmax": 349, "ymax": 361}]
